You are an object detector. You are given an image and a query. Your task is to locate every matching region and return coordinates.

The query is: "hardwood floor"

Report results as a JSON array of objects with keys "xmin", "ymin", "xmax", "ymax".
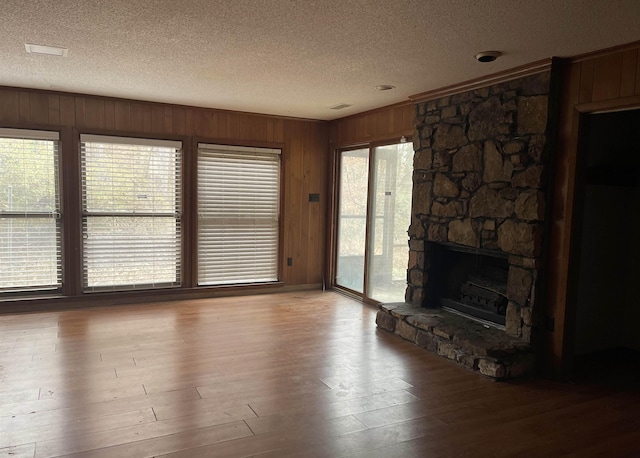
[{"xmin": 1, "ymin": 290, "xmax": 639, "ymax": 457}]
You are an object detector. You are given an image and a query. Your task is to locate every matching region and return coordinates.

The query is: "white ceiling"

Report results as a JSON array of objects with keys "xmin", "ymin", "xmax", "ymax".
[{"xmin": 1, "ymin": 0, "xmax": 640, "ymax": 121}]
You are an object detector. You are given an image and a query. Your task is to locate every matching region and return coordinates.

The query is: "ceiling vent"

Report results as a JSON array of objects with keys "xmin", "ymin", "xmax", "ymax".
[
  {"xmin": 329, "ymin": 103, "xmax": 352, "ymax": 110},
  {"xmin": 25, "ymin": 43, "xmax": 68, "ymax": 57}
]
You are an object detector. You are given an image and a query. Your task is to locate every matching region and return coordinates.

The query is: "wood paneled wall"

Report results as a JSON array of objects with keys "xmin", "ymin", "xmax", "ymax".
[
  {"xmin": 0, "ymin": 86, "xmax": 329, "ymax": 307},
  {"xmin": 546, "ymin": 41, "xmax": 640, "ymax": 376},
  {"xmin": 329, "ymin": 102, "xmax": 415, "ymax": 148}
]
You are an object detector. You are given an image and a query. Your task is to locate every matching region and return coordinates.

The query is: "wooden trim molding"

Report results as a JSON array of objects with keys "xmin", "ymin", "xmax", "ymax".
[
  {"xmin": 569, "ymin": 39, "xmax": 640, "ymax": 64},
  {"xmin": 409, "ymin": 58, "xmax": 553, "ymax": 103}
]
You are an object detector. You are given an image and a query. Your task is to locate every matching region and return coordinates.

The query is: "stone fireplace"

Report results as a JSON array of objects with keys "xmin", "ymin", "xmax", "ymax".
[{"xmin": 376, "ymin": 71, "xmax": 553, "ymax": 379}]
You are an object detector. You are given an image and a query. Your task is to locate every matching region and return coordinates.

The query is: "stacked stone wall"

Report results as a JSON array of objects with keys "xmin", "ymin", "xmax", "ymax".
[{"xmin": 406, "ymin": 72, "xmax": 552, "ymax": 343}]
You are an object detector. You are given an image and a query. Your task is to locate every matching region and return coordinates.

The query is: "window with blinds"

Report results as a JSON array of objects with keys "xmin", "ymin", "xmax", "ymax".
[
  {"xmin": 80, "ymin": 135, "xmax": 182, "ymax": 291},
  {"xmin": 197, "ymin": 144, "xmax": 280, "ymax": 285},
  {"xmin": 0, "ymin": 129, "xmax": 61, "ymax": 292}
]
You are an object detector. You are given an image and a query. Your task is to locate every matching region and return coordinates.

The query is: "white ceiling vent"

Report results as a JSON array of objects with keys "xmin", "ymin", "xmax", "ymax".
[
  {"xmin": 329, "ymin": 103, "xmax": 352, "ymax": 110},
  {"xmin": 25, "ymin": 43, "xmax": 68, "ymax": 57}
]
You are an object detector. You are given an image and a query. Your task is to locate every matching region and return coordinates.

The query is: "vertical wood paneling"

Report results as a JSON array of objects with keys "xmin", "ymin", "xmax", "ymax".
[
  {"xmin": 226, "ymin": 112, "xmax": 240, "ymax": 139},
  {"xmin": 0, "ymin": 89, "xmax": 20, "ymax": 123},
  {"xmin": 305, "ymin": 122, "xmax": 328, "ymax": 284},
  {"xmin": 151, "ymin": 106, "xmax": 164, "ymax": 133},
  {"xmin": 164, "ymin": 107, "xmax": 173, "ymax": 134},
  {"xmin": 591, "ymin": 54, "xmax": 623, "ymax": 101},
  {"xmin": 114, "ymin": 100, "xmax": 130, "ymax": 131},
  {"xmin": 578, "ymin": 60, "xmax": 594, "ymax": 104},
  {"xmin": 130, "ymin": 103, "xmax": 146, "ymax": 133},
  {"xmin": 48, "ymin": 95, "xmax": 60, "ymax": 125},
  {"xmin": 282, "ymin": 121, "xmax": 305, "ymax": 285},
  {"xmin": 329, "ymin": 103, "xmax": 414, "ymax": 148},
  {"xmin": 620, "ymin": 50, "xmax": 638, "ymax": 97},
  {"xmin": 173, "ymin": 107, "xmax": 186, "ymax": 136},
  {"xmin": 104, "ymin": 100, "xmax": 115, "ymax": 130},
  {"xmin": 59, "ymin": 96, "xmax": 76, "ymax": 126},
  {"xmin": 19, "ymin": 92, "xmax": 30, "ymax": 123},
  {"xmin": 74, "ymin": 97, "xmax": 86, "ymax": 128},
  {"xmin": 0, "ymin": 85, "xmax": 329, "ymax": 292},
  {"xmin": 29, "ymin": 93, "xmax": 49, "ymax": 125},
  {"xmin": 84, "ymin": 98, "xmax": 105, "ymax": 129},
  {"xmin": 636, "ymin": 49, "xmax": 640, "ymax": 95}
]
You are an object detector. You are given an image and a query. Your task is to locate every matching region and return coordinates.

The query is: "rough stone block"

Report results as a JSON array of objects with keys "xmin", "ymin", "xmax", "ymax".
[
  {"xmin": 467, "ymin": 96, "xmax": 507, "ymax": 141},
  {"xmin": 416, "ymin": 330, "xmax": 438, "ymax": 351},
  {"xmin": 461, "ymin": 172, "xmax": 482, "ymax": 192},
  {"xmin": 432, "ymin": 201, "xmax": 462, "ymax": 218},
  {"xmin": 528, "ymin": 135, "xmax": 546, "ymax": 162},
  {"xmin": 427, "ymin": 223, "xmax": 447, "ymax": 242},
  {"xmin": 410, "ymin": 288, "xmax": 426, "ymax": 306},
  {"xmin": 469, "ymin": 186, "xmax": 514, "ymax": 218},
  {"xmin": 507, "ymin": 266, "xmax": 533, "ymax": 306},
  {"xmin": 521, "ymin": 306, "xmax": 533, "ymax": 326},
  {"xmin": 505, "ymin": 302, "xmax": 522, "ymax": 338},
  {"xmin": 412, "ymin": 182, "xmax": 432, "ymax": 216},
  {"xmin": 414, "ymin": 148, "xmax": 433, "ymax": 170},
  {"xmin": 433, "ymin": 122, "xmax": 468, "ymax": 149},
  {"xmin": 432, "ymin": 325, "xmax": 455, "ymax": 340},
  {"xmin": 409, "ymin": 269, "xmax": 425, "ymax": 287},
  {"xmin": 452, "ymin": 143, "xmax": 482, "ymax": 172},
  {"xmin": 442, "ymin": 105, "xmax": 457, "ymax": 119},
  {"xmin": 515, "ymin": 190, "xmax": 545, "ymax": 221},
  {"xmin": 433, "ymin": 173, "xmax": 459, "ymax": 197},
  {"xmin": 512, "ymin": 165, "xmax": 543, "ymax": 189},
  {"xmin": 483, "ymin": 140, "xmax": 505, "ymax": 183},
  {"xmin": 396, "ymin": 320, "xmax": 418, "ymax": 342},
  {"xmin": 448, "ymin": 219, "xmax": 479, "ymax": 248},
  {"xmin": 408, "ymin": 217, "xmax": 426, "ymax": 238},
  {"xmin": 497, "ymin": 220, "xmax": 541, "ymax": 257},
  {"xmin": 478, "ymin": 358, "xmax": 507, "ymax": 379},
  {"xmin": 409, "ymin": 239, "xmax": 425, "ymax": 252},
  {"xmin": 407, "ymin": 313, "xmax": 442, "ymax": 331},
  {"xmin": 376, "ymin": 311, "xmax": 397, "ymax": 332},
  {"xmin": 437, "ymin": 341, "xmax": 457, "ymax": 360},
  {"xmin": 457, "ymin": 353, "xmax": 478, "ymax": 370}
]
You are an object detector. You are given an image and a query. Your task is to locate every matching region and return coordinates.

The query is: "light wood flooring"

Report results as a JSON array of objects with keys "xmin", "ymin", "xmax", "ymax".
[{"xmin": 1, "ymin": 290, "xmax": 639, "ymax": 457}]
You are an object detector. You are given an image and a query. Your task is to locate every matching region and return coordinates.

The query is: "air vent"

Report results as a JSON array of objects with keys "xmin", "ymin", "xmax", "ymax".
[
  {"xmin": 329, "ymin": 103, "xmax": 352, "ymax": 110},
  {"xmin": 25, "ymin": 43, "xmax": 68, "ymax": 57}
]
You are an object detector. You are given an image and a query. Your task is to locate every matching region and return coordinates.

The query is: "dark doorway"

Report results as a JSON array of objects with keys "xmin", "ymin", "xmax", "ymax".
[{"xmin": 570, "ymin": 108, "xmax": 640, "ymax": 383}]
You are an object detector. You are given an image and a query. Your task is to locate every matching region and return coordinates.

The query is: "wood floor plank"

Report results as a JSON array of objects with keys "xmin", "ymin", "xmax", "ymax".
[
  {"xmin": 0, "ymin": 443, "xmax": 36, "ymax": 458},
  {"xmin": 0, "ymin": 290, "xmax": 639, "ymax": 457}
]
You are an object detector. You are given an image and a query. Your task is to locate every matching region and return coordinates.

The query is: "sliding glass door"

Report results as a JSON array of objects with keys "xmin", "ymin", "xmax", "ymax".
[
  {"xmin": 335, "ymin": 148, "xmax": 369, "ymax": 293},
  {"xmin": 335, "ymin": 142, "xmax": 413, "ymax": 302}
]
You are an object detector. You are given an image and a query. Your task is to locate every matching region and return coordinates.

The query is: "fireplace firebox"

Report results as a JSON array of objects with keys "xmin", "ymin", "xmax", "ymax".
[{"xmin": 430, "ymin": 243, "xmax": 509, "ymax": 328}]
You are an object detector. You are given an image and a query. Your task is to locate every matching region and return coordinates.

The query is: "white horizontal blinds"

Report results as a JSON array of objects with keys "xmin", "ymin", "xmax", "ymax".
[
  {"xmin": 198, "ymin": 144, "xmax": 280, "ymax": 285},
  {"xmin": 0, "ymin": 129, "xmax": 62, "ymax": 292},
  {"xmin": 81, "ymin": 135, "xmax": 182, "ymax": 291}
]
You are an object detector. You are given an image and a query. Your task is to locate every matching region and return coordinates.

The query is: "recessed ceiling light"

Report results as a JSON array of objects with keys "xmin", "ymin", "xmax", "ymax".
[
  {"xmin": 375, "ymin": 85, "xmax": 395, "ymax": 91},
  {"xmin": 475, "ymin": 51, "xmax": 502, "ymax": 63},
  {"xmin": 25, "ymin": 43, "xmax": 68, "ymax": 57},
  {"xmin": 329, "ymin": 103, "xmax": 352, "ymax": 110}
]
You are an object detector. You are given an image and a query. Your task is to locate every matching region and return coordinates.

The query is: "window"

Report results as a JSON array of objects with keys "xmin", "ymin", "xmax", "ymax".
[
  {"xmin": 197, "ymin": 144, "xmax": 280, "ymax": 285},
  {"xmin": 80, "ymin": 135, "xmax": 181, "ymax": 291},
  {"xmin": 0, "ymin": 129, "xmax": 61, "ymax": 292}
]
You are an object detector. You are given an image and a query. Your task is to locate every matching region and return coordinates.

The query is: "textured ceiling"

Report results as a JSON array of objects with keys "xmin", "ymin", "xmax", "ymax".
[{"xmin": 1, "ymin": 0, "xmax": 640, "ymax": 120}]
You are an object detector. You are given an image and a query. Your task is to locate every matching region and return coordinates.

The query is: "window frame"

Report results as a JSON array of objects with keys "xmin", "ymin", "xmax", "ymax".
[
  {"xmin": 0, "ymin": 128, "xmax": 63, "ymax": 294},
  {"xmin": 196, "ymin": 142, "xmax": 282, "ymax": 287},
  {"xmin": 79, "ymin": 134, "xmax": 183, "ymax": 292}
]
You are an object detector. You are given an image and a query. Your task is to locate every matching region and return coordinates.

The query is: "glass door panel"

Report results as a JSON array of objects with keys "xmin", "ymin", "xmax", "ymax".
[
  {"xmin": 335, "ymin": 148, "xmax": 369, "ymax": 293},
  {"xmin": 366, "ymin": 143, "xmax": 413, "ymax": 302}
]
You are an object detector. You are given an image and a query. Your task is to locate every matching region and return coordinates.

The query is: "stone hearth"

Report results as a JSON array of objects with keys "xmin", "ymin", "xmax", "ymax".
[
  {"xmin": 376, "ymin": 303, "xmax": 534, "ymax": 379},
  {"xmin": 376, "ymin": 71, "xmax": 554, "ymax": 379}
]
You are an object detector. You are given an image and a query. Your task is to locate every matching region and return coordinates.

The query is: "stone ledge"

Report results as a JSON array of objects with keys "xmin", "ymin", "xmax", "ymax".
[{"xmin": 376, "ymin": 302, "xmax": 535, "ymax": 379}]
